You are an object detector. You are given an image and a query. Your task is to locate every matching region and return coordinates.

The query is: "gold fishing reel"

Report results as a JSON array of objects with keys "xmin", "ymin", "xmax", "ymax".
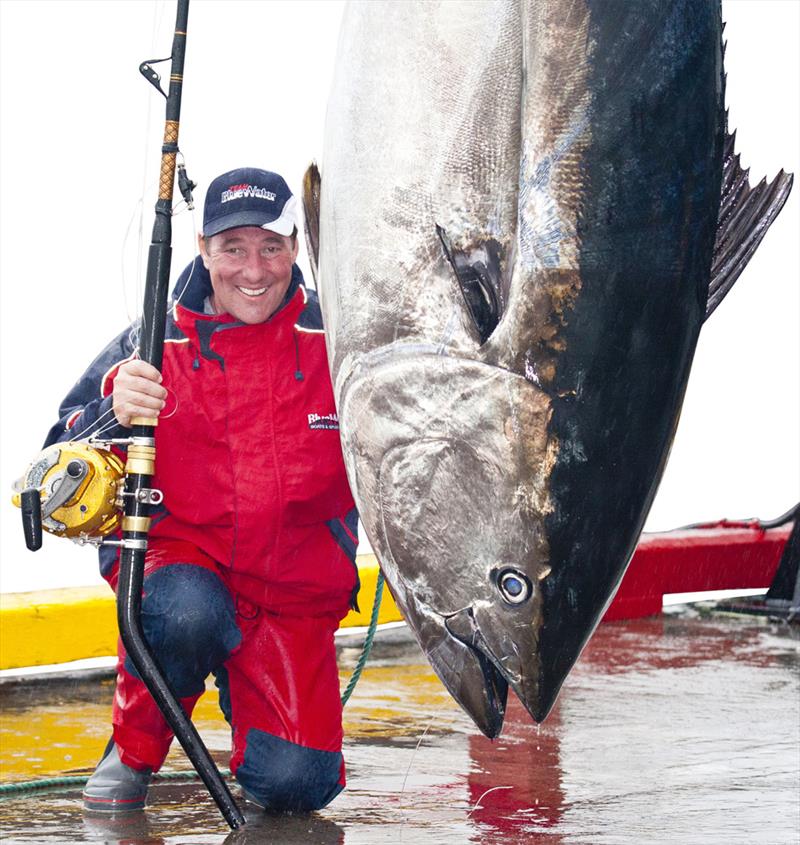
[{"xmin": 11, "ymin": 442, "xmax": 126, "ymax": 549}]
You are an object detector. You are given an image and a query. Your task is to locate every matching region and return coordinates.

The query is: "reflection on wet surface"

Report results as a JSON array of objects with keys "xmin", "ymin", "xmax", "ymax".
[{"xmin": 1, "ymin": 608, "xmax": 798, "ymax": 844}]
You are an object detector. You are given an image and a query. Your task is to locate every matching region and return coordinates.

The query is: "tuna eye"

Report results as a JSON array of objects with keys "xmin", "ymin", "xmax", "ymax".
[{"xmin": 496, "ymin": 568, "xmax": 532, "ymax": 605}]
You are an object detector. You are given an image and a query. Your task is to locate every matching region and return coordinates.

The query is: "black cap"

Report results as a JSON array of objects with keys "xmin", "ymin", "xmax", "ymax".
[{"xmin": 203, "ymin": 167, "xmax": 296, "ymax": 237}]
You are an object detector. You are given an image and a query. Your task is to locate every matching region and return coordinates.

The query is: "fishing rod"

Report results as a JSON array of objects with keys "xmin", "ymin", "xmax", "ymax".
[
  {"xmin": 12, "ymin": 0, "xmax": 244, "ymax": 830},
  {"xmin": 117, "ymin": 0, "xmax": 245, "ymax": 830}
]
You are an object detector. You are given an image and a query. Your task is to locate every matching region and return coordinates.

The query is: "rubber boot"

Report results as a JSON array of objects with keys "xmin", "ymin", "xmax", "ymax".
[{"xmin": 82, "ymin": 738, "xmax": 152, "ymax": 813}]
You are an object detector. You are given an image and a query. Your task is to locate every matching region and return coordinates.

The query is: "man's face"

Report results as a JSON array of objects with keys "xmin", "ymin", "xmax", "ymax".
[{"xmin": 200, "ymin": 226, "xmax": 298, "ymax": 324}]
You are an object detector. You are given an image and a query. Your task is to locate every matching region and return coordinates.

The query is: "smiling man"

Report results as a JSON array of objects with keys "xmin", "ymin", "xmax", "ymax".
[
  {"xmin": 201, "ymin": 227, "xmax": 297, "ymax": 324},
  {"xmin": 43, "ymin": 168, "xmax": 359, "ymax": 815},
  {"xmin": 198, "ymin": 170, "xmax": 300, "ymax": 326}
]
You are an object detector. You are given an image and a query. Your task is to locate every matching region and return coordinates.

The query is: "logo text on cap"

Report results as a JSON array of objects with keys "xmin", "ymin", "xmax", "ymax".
[{"xmin": 221, "ymin": 184, "xmax": 276, "ymax": 204}]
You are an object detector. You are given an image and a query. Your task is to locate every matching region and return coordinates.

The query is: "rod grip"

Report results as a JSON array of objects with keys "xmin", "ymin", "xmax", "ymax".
[{"xmin": 20, "ymin": 488, "xmax": 43, "ymax": 551}]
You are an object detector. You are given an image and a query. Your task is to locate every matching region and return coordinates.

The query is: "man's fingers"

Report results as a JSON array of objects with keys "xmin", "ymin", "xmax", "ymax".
[
  {"xmin": 117, "ymin": 390, "xmax": 166, "ymax": 412},
  {"xmin": 113, "ymin": 393, "xmax": 166, "ymax": 427},
  {"xmin": 121, "ymin": 359, "xmax": 163, "ymax": 383},
  {"xmin": 117, "ymin": 374, "xmax": 168, "ymax": 401},
  {"xmin": 115, "ymin": 361, "xmax": 168, "ymax": 402}
]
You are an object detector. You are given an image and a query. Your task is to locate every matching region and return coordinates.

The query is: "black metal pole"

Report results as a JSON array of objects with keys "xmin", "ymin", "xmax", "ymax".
[{"xmin": 117, "ymin": 0, "xmax": 245, "ymax": 829}]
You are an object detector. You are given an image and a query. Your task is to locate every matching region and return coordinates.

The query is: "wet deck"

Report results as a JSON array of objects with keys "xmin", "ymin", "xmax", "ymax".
[{"xmin": 1, "ymin": 606, "xmax": 798, "ymax": 844}]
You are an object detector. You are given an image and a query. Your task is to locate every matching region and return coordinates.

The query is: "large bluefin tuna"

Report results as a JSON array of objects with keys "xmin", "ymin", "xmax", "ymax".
[{"xmin": 306, "ymin": 0, "xmax": 792, "ymax": 737}]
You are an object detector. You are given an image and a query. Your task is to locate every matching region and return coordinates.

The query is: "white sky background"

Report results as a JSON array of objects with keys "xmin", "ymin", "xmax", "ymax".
[{"xmin": 0, "ymin": 0, "xmax": 797, "ymax": 595}]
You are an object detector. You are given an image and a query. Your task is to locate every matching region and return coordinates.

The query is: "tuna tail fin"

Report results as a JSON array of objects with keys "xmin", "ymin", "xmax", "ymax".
[
  {"xmin": 302, "ymin": 162, "xmax": 322, "ymax": 286},
  {"xmin": 705, "ymin": 127, "xmax": 793, "ymax": 320}
]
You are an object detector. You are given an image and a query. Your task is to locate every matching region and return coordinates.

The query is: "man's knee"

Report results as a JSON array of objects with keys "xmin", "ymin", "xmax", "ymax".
[
  {"xmin": 236, "ymin": 729, "xmax": 344, "ymax": 812},
  {"xmin": 125, "ymin": 564, "xmax": 241, "ymax": 695}
]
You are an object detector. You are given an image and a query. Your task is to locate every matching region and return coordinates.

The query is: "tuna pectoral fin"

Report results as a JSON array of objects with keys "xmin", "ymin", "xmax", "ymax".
[
  {"xmin": 436, "ymin": 225, "xmax": 502, "ymax": 344},
  {"xmin": 705, "ymin": 130, "xmax": 793, "ymax": 319},
  {"xmin": 302, "ymin": 162, "xmax": 322, "ymax": 285}
]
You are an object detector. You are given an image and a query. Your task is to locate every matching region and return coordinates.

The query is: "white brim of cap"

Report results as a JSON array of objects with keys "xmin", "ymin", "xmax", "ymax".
[{"xmin": 261, "ymin": 194, "xmax": 297, "ymax": 237}]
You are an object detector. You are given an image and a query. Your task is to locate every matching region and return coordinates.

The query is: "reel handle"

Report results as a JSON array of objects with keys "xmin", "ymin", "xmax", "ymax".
[{"xmin": 20, "ymin": 488, "xmax": 43, "ymax": 551}]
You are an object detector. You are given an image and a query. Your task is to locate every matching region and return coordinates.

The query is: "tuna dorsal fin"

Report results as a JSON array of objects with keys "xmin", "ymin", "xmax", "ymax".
[
  {"xmin": 302, "ymin": 162, "xmax": 322, "ymax": 286},
  {"xmin": 436, "ymin": 225, "xmax": 503, "ymax": 344},
  {"xmin": 705, "ymin": 129, "xmax": 793, "ymax": 320}
]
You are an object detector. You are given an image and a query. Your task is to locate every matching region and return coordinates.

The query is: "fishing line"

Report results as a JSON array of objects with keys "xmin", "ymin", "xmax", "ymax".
[
  {"xmin": 121, "ymin": 198, "xmax": 146, "ymax": 327},
  {"xmin": 66, "ymin": 378, "xmax": 181, "ymax": 447},
  {"xmin": 466, "ymin": 785, "xmax": 513, "ymax": 818},
  {"xmin": 158, "ymin": 386, "xmax": 180, "ymax": 421},
  {"xmin": 397, "ymin": 704, "xmax": 444, "ymax": 843},
  {"xmin": 116, "ymin": 0, "xmax": 167, "ymax": 333},
  {"xmin": 77, "ymin": 411, "xmax": 121, "ymax": 442},
  {"xmin": 127, "ymin": 321, "xmax": 142, "ymax": 356},
  {"xmin": 120, "ymin": 0, "xmax": 175, "ymax": 334},
  {"xmin": 140, "ymin": 1, "xmax": 166, "ymax": 315},
  {"xmin": 170, "ymin": 196, "xmax": 201, "ymax": 314},
  {"xmin": 64, "ymin": 404, "xmax": 121, "ymax": 445},
  {"xmin": 120, "ymin": 3, "xmax": 199, "ymax": 372}
]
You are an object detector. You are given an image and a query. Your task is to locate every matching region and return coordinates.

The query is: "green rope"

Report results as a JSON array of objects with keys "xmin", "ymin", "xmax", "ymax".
[
  {"xmin": 0, "ymin": 768, "xmax": 233, "ymax": 796},
  {"xmin": 0, "ymin": 574, "xmax": 385, "ymax": 798},
  {"xmin": 341, "ymin": 571, "xmax": 384, "ymax": 705},
  {"xmin": 0, "ymin": 776, "xmax": 89, "ymax": 794}
]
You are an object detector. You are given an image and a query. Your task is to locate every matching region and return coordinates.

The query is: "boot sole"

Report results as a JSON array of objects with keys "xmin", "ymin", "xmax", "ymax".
[{"xmin": 82, "ymin": 793, "xmax": 147, "ymax": 814}]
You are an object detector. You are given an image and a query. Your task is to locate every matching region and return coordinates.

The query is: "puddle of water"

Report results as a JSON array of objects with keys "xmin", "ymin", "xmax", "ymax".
[{"xmin": 0, "ymin": 611, "xmax": 797, "ymax": 844}]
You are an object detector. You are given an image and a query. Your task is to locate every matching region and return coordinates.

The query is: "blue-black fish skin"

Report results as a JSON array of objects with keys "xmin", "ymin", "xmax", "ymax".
[{"xmin": 532, "ymin": 0, "xmax": 726, "ymax": 719}]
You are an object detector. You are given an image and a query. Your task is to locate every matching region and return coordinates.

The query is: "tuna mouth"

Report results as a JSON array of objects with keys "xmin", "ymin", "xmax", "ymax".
[{"xmin": 442, "ymin": 607, "xmax": 509, "ymax": 738}]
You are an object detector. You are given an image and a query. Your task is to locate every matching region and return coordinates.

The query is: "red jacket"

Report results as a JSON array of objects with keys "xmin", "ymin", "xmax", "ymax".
[{"xmin": 46, "ymin": 260, "xmax": 358, "ymax": 618}]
